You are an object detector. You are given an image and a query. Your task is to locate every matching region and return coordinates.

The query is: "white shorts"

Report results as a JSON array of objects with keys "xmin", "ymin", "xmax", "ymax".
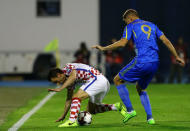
[{"xmin": 80, "ymin": 75, "xmax": 110, "ymax": 104}]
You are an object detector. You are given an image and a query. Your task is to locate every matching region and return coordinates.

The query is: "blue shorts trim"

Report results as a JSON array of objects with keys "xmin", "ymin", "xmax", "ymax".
[
  {"xmin": 119, "ymin": 60, "xmax": 159, "ymax": 89},
  {"xmin": 119, "ymin": 59, "xmax": 137, "ymax": 82}
]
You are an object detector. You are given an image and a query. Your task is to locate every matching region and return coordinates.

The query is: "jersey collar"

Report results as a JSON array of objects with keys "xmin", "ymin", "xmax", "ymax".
[{"xmin": 131, "ymin": 19, "xmax": 141, "ymax": 24}]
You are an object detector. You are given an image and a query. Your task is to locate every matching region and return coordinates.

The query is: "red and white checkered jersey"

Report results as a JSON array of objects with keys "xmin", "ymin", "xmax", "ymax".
[{"xmin": 62, "ymin": 63, "xmax": 101, "ymax": 82}]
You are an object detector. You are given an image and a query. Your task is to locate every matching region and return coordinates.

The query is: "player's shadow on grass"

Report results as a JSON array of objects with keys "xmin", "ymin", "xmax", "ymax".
[
  {"xmin": 155, "ymin": 121, "xmax": 190, "ymax": 130},
  {"xmin": 78, "ymin": 123, "xmax": 124, "ymax": 128},
  {"xmin": 129, "ymin": 121, "xmax": 190, "ymax": 130}
]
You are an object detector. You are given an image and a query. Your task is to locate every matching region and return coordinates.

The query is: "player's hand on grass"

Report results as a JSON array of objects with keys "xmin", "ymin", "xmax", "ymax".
[
  {"xmin": 48, "ymin": 88, "xmax": 61, "ymax": 92},
  {"xmin": 92, "ymin": 45, "xmax": 104, "ymax": 51},
  {"xmin": 176, "ymin": 56, "xmax": 185, "ymax": 67},
  {"xmin": 56, "ymin": 116, "xmax": 65, "ymax": 122}
]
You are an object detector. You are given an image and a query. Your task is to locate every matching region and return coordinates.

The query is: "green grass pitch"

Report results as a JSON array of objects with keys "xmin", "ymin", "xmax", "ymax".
[{"xmin": 1, "ymin": 84, "xmax": 190, "ymax": 131}]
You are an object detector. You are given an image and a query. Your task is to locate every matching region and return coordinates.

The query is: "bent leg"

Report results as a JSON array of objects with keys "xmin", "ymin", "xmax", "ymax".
[
  {"xmin": 87, "ymin": 101, "xmax": 117, "ymax": 114},
  {"xmin": 114, "ymin": 74, "xmax": 134, "ymax": 112},
  {"xmin": 58, "ymin": 89, "xmax": 90, "ymax": 127},
  {"xmin": 136, "ymin": 62, "xmax": 158, "ymax": 124},
  {"xmin": 114, "ymin": 74, "xmax": 137, "ymax": 123},
  {"xmin": 69, "ymin": 89, "xmax": 89, "ymax": 122},
  {"xmin": 136, "ymin": 83, "xmax": 153, "ymax": 120},
  {"xmin": 86, "ymin": 89, "xmax": 117, "ymax": 114}
]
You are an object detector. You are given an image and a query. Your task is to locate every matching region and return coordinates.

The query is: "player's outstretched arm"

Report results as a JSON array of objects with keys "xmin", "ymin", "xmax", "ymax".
[
  {"xmin": 160, "ymin": 35, "xmax": 185, "ymax": 67},
  {"xmin": 92, "ymin": 38, "xmax": 128, "ymax": 51},
  {"xmin": 48, "ymin": 70, "xmax": 77, "ymax": 92},
  {"xmin": 56, "ymin": 88, "xmax": 74, "ymax": 122}
]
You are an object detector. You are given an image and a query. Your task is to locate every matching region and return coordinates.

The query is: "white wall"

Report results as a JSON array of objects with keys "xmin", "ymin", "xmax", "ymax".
[
  {"xmin": 0, "ymin": 0, "xmax": 100, "ymax": 73},
  {"xmin": 0, "ymin": 0, "xmax": 99, "ymax": 51}
]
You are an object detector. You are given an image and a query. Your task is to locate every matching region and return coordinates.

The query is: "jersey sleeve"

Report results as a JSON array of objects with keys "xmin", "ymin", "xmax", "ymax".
[
  {"xmin": 122, "ymin": 24, "xmax": 133, "ymax": 40},
  {"xmin": 62, "ymin": 63, "xmax": 76, "ymax": 76},
  {"xmin": 156, "ymin": 25, "xmax": 164, "ymax": 38}
]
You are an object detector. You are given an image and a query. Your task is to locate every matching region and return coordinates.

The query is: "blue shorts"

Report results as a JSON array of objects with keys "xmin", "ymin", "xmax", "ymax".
[{"xmin": 119, "ymin": 59, "xmax": 159, "ymax": 89}]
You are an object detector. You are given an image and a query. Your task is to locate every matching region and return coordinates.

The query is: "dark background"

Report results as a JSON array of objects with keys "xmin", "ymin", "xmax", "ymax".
[{"xmin": 100, "ymin": 0, "xmax": 190, "ymax": 82}]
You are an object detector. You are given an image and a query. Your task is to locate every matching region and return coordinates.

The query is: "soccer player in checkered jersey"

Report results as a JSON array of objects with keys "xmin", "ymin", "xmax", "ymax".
[
  {"xmin": 92, "ymin": 9, "xmax": 185, "ymax": 125},
  {"xmin": 48, "ymin": 63, "xmax": 126, "ymax": 127}
]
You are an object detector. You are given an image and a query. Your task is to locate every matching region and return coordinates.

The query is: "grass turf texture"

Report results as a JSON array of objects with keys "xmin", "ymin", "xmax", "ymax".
[
  {"xmin": 1, "ymin": 84, "xmax": 190, "ymax": 131},
  {"xmin": 0, "ymin": 87, "xmax": 49, "ymax": 130}
]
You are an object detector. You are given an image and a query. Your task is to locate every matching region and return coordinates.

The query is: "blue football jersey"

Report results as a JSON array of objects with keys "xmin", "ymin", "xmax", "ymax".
[{"xmin": 122, "ymin": 19, "xmax": 163, "ymax": 63}]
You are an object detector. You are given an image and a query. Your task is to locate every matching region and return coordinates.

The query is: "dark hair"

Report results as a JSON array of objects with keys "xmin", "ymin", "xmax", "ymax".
[
  {"xmin": 80, "ymin": 42, "xmax": 87, "ymax": 49},
  {"xmin": 47, "ymin": 68, "xmax": 63, "ymax": 81},
  {"xmin": 123, "ymin": 9, "xmax": 139, "ymax": 19}
]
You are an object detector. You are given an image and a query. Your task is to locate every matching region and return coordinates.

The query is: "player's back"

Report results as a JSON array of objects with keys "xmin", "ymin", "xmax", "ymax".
[
  {"xmin": 66, "ymin": 63, "xmax": 95, "ymax": 71},
  {"xmin": 62, "ymin": 63, "xmax": 101, "ymax": 82},
  {"xmin": 124, "ymin": 19, "xmax": 163, "ymax": 63}
]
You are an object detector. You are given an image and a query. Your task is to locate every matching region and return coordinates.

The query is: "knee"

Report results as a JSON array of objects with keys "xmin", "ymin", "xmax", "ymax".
[
  {"xmin": 113, "ymin": 76, "xmax": 121, "ymax": 86},
  {"xmin": 136, "ymin": 87, "xmax": 146, "ymax": 95},
  {"xmin": 72, "ymin": 89, "xmax": 89, "ymax": 100},
  {"xmin": 72, "ymin": 94, "xmax": 78, "ymax": 98},
  {"xmin": 137, "ymin": 89, "xmax": 142, "ymax": 95},
  {"xmin": 136, "ymin": 84, "xmax": 144, "ymax": 95},
  {"xmin": 113, "ymin": 76, "xmax": 118, "ymax": 85},
  {"xmin": 72, "ymin": 93, "xmax": 83, "ymax": 100}
]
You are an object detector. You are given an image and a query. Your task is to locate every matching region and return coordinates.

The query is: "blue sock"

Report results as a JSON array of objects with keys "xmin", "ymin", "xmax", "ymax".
[
  {"xmin": 116, "ymin": 84, "xmax": 133, "ymax": 112},
  {"xmin": 139, "ymin": 91, "xmax": 152, "ymax": 120}
]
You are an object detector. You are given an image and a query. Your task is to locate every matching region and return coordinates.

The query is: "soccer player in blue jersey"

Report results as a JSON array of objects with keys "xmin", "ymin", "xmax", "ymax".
[{"xmin": 92, "ymin": 9, "xmax": 185, "ymax": 125}]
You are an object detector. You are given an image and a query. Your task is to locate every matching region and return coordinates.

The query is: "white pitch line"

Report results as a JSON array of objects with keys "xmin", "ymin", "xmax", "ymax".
[{"xmin": 8, "ymin": 91, "xmax": 56, "ymax": 131}]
